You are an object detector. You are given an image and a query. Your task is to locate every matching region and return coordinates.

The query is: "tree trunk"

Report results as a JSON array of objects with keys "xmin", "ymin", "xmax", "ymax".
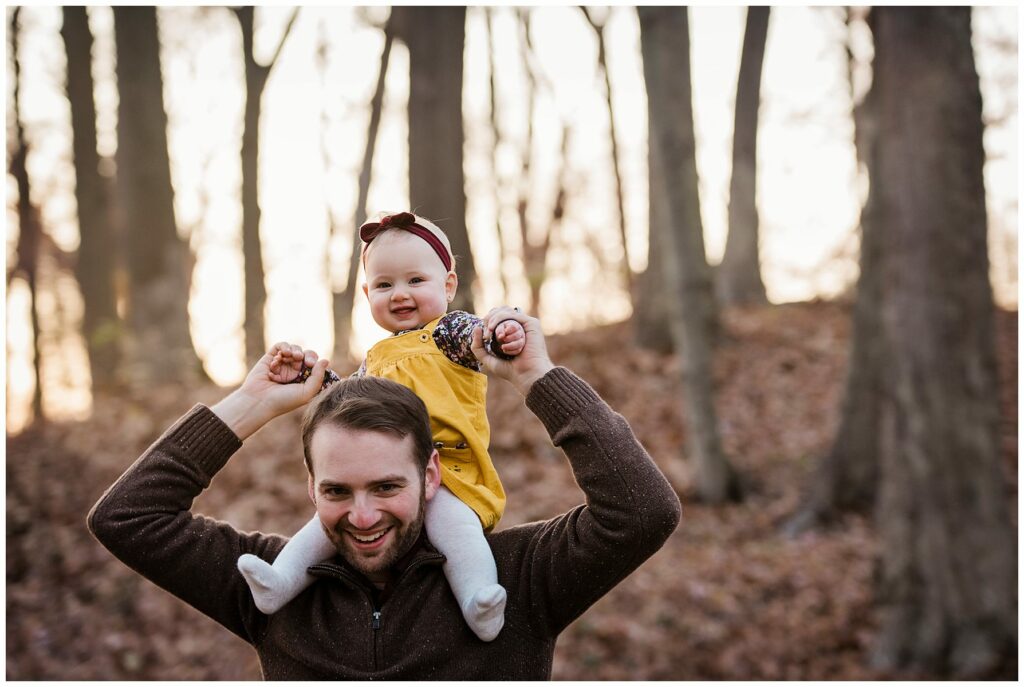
[
  {"xmin": 9, "ymin": 8, "xmax": 44, "ymax": 422},
  {"xmin": 634, "ymin": 101, "xmax": 675, "ymax": 354},
  {"xmin": 718, "ymin": 6, "xmax": 769, "ymax": 306},
  {"xmin": 112, "ymin": 7, "xmax": 200, "ymax": 385},
  {"xmin": 234, "ymin": 7, "xmax": 297, "ymax": 365},
  {"xmin": 396, "ymin": 7, "xmax": 475, "ymax": 313},
  {"xmin": 783, "ymin": 11, "xmax": 882, "ymax": 536},
  {"xmin": 638, "ymin": 6, "xmax": 739, "ymax": 503},
  {"xmin": 331, "ymin": 19, "xmax": 393, "ymax": 362},
  {"xmin": 527, "ymin": 122, "xmax": 567, "ymax": 316},
  {"xmin": 237, "ymin": 6, "xmax": 269, "ymax": 366},
  {"xmin": 515, "ymin": 9, "xmax": 544, "ymax": 316},
  {"xmin": 61, "ymin": 6, "xmax": 121, "ymax": 391},
  {"xmin": 870, "ymin": 7, "xmax": 1016, "ymax": 677}
]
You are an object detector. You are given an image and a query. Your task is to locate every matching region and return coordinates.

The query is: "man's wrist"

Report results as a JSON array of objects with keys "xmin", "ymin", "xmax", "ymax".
[
  {"xmin": 210, "ymin": 389, "xmax": 275, "ymax": 441},
  {"xmin": 524, "ymin": 366, "xmax": 604, "ymax": 437},
  {"xmin": 513, "ymin": 361, "xmax": 555, "ymax": 397}
]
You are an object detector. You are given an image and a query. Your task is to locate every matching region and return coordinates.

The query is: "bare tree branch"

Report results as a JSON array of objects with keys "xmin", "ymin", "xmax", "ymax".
[
  {"xmin": 266, "ymin": 8, "xmax": 299, "ymax": 71},
  {"xmin": 484, "ymin": 7, "xmax": 511, "ymax": 300},
  {"xmin": 579, "ymin": 5, "xmax": 632, "ymax": 293},
  {"xmin": 322, "ymin": 14, "xmax": 393, "ymax": 360}
]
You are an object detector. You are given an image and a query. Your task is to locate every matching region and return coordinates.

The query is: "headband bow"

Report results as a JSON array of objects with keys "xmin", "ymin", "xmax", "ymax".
[{"xmin": 359, "ymin": 212, "xmax": 452, "ymax": 272}]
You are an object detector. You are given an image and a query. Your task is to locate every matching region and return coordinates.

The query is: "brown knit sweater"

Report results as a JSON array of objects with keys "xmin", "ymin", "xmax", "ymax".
[{"xmin": 88, "ymin": 367, "xmax": 681, "ymax": 679}]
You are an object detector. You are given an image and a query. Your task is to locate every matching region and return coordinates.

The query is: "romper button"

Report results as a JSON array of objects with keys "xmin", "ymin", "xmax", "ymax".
[
  {"xmin": 420, "ymin": 333, "xmax": 429, "ymax": 342},
  {"xmin": 456, "ymin": 442, "xmax": 468, "ymax": 449},
  {"xmin": 434, "ymin": 441, "xmax": 444, "ymax": 449}
]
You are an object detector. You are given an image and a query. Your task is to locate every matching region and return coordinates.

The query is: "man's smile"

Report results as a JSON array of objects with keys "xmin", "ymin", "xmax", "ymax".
[{"xmin": 345, "ymin": 526, "xmax": 394, "ymax": 550}]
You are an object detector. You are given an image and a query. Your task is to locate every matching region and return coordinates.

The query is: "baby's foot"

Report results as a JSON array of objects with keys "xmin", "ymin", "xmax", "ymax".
[
  {"xmin": 462, "ymin": 583, "xmax": 507, "ymax": 641},
  {"xmin": 238, "ymin": 553, "xmax": 295, "ymax": 615}
]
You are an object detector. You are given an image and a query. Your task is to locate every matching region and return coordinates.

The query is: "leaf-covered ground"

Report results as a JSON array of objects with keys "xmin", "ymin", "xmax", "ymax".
[{"xmin": 6, "ymin": 302, "xmax": 1017, "ymax": 680}]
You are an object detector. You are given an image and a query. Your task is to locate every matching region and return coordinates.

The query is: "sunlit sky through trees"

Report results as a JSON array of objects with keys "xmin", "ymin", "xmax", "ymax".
[{"xmin": 5, "ymin": 5, "xmax": 1019, "ymax": 431}]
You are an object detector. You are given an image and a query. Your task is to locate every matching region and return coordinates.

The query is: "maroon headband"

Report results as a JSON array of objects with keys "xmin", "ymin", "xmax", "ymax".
[{"xmin": 359, "ymin": 212, "xmax": 452, "ymax": 272}]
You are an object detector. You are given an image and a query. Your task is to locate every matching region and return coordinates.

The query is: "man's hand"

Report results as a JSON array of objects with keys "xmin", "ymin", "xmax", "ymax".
[
  {"xmin": 211, "ymin": 342, "xmax": 331, "ymax": 440},
  {"xmin": 472, "ymin": 307, "xmax": 554, "ymax": 397}
]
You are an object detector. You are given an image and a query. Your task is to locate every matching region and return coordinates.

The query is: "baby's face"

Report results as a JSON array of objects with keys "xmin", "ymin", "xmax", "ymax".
[{"xmin": 363, "ymin": 231, "xmax": 457, "ymax": 333}]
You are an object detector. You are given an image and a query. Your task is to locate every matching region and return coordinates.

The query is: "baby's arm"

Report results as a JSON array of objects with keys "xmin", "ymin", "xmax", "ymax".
[
  {"xmin": 288, "ymin": 352, "xmax": 343, "ymax": 390},
  {"xmin": 434, "ymin": 310, "xmax": 526, "ymax": 368}
]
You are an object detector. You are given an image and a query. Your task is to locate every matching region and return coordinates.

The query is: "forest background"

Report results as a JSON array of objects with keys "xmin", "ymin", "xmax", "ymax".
[{"xmin": 5, "ymin": 4, "xmax": 1019, "ymax": 681}]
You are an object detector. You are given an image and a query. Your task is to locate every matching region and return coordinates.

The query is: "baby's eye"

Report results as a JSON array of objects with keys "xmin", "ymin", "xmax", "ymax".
[
  {"xmin": 375, "ymin": 281, "xmax": 391, "ymax": 289},
  {"xmin": 410, "ymin": 277, "xmax": 425, "ymax": 284}
]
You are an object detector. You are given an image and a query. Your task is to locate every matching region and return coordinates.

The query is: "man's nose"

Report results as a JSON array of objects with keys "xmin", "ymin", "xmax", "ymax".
[{"xmin": 347, "ymin": 497, "xmax": 380, "ymax": 530}]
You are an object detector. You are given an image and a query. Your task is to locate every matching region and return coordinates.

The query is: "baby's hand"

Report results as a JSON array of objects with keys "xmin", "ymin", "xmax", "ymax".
[
  {"xmin": 267, "ymin": 348, "xmax": 341, "ymax": 390},
  {"xmin": 270, "ymin": 350, "xmax": 342, "ymax": 391},
  {"xmin": 267, "ymin": 347, "xmax": 310, "ymax": 384},
  {"xmin": 493, "ymin": 319, "xmax": 526, "ymax": 357}
]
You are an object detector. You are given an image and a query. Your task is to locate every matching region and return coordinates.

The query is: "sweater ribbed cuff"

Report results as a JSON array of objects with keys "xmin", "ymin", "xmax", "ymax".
[
  {"xmin": 165, "ymin": 404, "xmax": 243, "ymax": 478},
  {"xmin": 525, "ymin": 367, "xmax": 602, "ymax": 436}
]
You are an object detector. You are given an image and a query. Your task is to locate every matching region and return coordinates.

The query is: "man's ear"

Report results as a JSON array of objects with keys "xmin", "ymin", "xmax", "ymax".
[
  {"xmin": 444, "ymin": 271, "xmax": 458, "ymax": 304},
  {"xmin": 423, "ymin": 449, "xmax": 442, "ymax": 500},
  {"xmin": 308, "ymin": 474, "xmax": 317, "ymax": 506}
]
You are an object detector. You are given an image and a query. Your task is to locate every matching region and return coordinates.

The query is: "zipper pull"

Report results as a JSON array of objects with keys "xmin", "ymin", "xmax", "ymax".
[{"xmin": 372, "ymin": 610, "xmax": 382, "ymax": 630}]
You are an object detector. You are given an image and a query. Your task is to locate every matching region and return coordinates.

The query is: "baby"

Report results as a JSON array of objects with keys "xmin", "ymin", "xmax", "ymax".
[{"xmin": 238, "ymin": 211, "xmax": 524, "ymax": 642}]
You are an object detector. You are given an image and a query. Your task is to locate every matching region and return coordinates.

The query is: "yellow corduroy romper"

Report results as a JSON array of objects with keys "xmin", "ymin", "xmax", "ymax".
[{"xmin": 363, "ymin": 315, "xmax": 505, "ymax": 530}]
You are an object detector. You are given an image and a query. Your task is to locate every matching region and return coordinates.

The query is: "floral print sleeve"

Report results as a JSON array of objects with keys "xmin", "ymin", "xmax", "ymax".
[{"xmin": 433, "ymin": 310, "xmax": 482, "ymax": 371}]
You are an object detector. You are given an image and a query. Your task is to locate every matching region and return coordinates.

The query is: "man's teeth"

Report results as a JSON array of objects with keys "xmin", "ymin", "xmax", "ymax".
[{"xmin": 352, "ymin": 529, "xmax": 388, "ymax": 543}]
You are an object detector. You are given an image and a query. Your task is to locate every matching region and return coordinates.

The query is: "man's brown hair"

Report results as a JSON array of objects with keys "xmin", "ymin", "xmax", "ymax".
[{"xmin": 301, "ymin": 376, "xmax": 434, "ymax": 476}]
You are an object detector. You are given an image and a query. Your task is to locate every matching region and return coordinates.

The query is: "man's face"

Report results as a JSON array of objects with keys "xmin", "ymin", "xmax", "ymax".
[{"xmin": 308, "ymin": 424, "xmax": 440, "ymax": 586}]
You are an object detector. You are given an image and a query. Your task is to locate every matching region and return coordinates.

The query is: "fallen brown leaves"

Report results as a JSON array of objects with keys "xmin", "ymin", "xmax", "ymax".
[{"xmin": 6, "ymin": 302, "xmax": 1016, "ymax": 679}]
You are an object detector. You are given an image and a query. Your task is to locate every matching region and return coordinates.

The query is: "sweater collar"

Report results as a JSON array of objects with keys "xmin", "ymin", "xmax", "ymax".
[{"xmin": 306, "ymin": 531, "xmax": 444, "ymax": 593}]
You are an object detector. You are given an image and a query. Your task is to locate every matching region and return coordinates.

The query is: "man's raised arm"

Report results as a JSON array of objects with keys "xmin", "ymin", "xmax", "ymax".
[
  {"xmin": 473, "ymin": 308, "xmax": 683, "ymax": 637},
  {"xmin": 87, "ymin": 344, "xmax": 331, "ymax": 641}
]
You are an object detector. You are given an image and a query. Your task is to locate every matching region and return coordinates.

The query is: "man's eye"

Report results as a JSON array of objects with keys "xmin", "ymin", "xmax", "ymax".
[
  {"xmin": 377, "ymin": 484, "xmax": 398, "ymax": 493},
  {"xmin": 325, "ymin": 488, "xmax": 348, "ymax": 497}
]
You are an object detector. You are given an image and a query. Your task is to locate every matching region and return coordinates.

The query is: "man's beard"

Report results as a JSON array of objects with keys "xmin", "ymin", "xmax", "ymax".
[{"xmin": 325, "ymin": 484, "xmax": 426, "ymax": 579}]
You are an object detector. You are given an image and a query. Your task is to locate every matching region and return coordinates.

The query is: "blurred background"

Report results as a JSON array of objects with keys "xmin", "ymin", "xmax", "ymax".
[{"xmin": 5, "ymin": 5, "xmax": 1018, "ymax": 680}]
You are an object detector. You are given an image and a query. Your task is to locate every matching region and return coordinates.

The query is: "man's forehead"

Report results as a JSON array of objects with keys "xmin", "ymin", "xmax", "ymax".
[{"xmin": 309, "ymin": 424, "xmax": 420, "ymax": 478}]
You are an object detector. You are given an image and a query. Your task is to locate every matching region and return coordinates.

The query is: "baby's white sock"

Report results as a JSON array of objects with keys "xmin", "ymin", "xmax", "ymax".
[
  {"xmin": 238, "ymin": 514, "xmax": 335, "ymax": 614},
  {"xmin": 426, "ymin": 487, "xmax": 507, "ymax": 641},
  {"xmin": 461, "ymin": 583, "xmax": 507, "ymax": 642}
]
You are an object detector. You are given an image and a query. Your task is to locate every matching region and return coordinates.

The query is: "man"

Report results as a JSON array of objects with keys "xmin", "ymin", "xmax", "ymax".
[{"xmin": 89, "ymin": 312, "xmax": 681, "ymax": 679}]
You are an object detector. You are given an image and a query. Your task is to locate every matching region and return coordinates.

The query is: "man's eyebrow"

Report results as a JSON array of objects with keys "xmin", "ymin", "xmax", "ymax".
[
  {"xmin": 369, "ymin": 475, "xmax": 408, "ymax": 487},
  {"xmin": 317, "ymin": 475, "xmax": 408, "ymax": 489}
]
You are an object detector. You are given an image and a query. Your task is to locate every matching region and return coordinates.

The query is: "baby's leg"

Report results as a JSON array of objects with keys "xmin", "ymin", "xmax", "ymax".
[
  {"xmin": 237, "ymin": 514, "xmax": 336, "ymax": 614},
  {"xmin": 425, "ymin": 487, "xmax": 506, "ymax": 641}
]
